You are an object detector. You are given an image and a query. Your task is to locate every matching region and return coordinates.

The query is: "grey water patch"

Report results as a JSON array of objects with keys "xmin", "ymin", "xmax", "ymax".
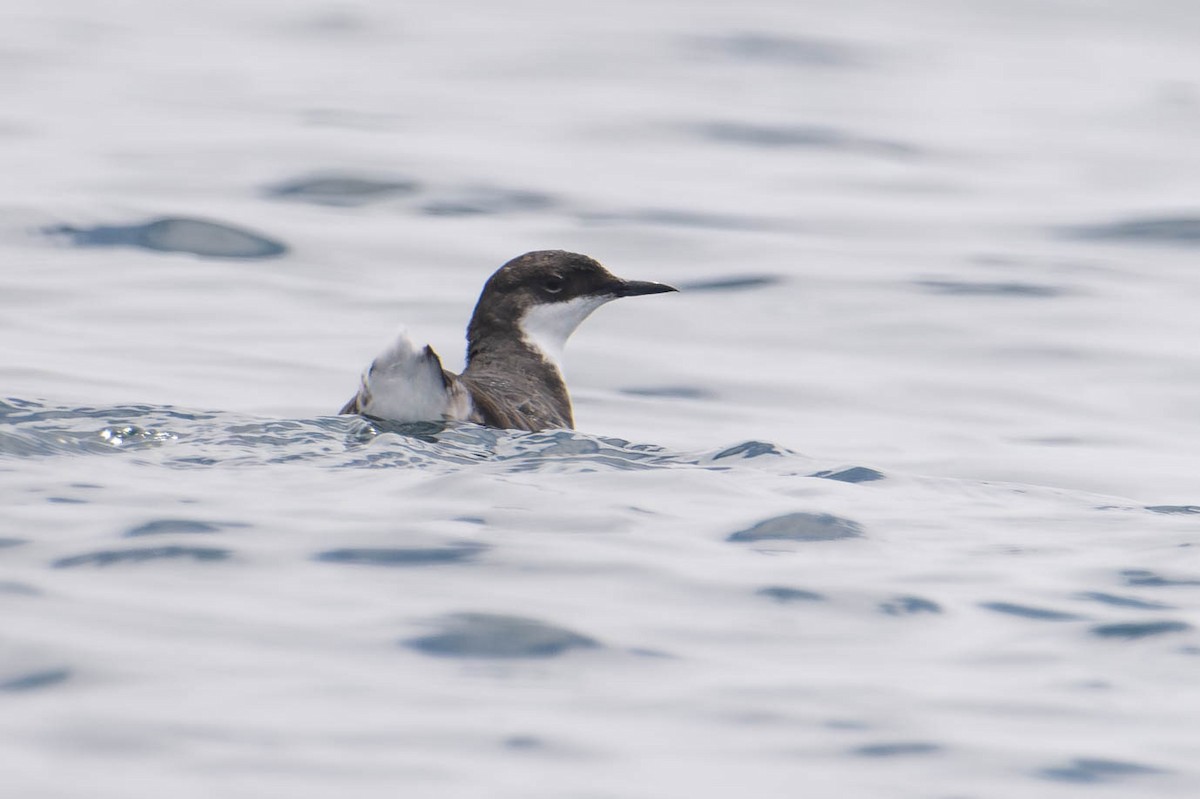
[
  {"xmin": 0, "ymin": 668, "xmax": 70, "ymax": 693},
  {"xmin": 1026, "ymin": 435, "xmax": 1089, "ymax": 446},
  {"xmin": 694, "ymin": 122, "xmax": 916, "ymax": 157},
  {"xmin": 53, "ymin": 546, "xmax": 231, "ymax": 568},
  {"xmin": 1075, "ymin": 592, "xmax": 1174, "ymax": 611},
  {"xmin": 916, "ymin": 280, "xmax": 1067, "ymax": 298},
  {"xmin": 880, "ymin": 596, "xmax": 942, "ymax": 616},
  {"xmin": 172, "ymin": 457, "xmax": 218, "ymax": 467},
  {"xmin": 811, "ymin": 466, "xmax": 885, "ymax": 484},
  {"xmin": 1091, "ymin": 620, "xmax": 1191, "ymax": 639},
  {"xmin": 0, "ymin": 581, "xmax": 40, "ymax": 596},
  {"xmin": 349, "ymin": 419, "xmax": 449, "ymax": 446},
  {"xmin": 825, "ymin": 719, "xmax": 871, "ymax": 731},
  {"xmin": 676, "ymin": 275, "xmax": 782, "ymax": 292},
  {"xmin": 695, "ymin": 32, "xmax": 861, "ymax": 67},
  {"xmin": 620, "ymin": 386, "xmax": 714, "ymax": 400},
  {"xmin": 757, "ymin": 586, "xmax": 825, "ymax": 603},
  {"xmin": 0, "ymin": 537, "xmax": 27, "ymax": 548},
  {"xmin": 728, "ymin": 512, "xmax": 863, "ymax": 543},
  {"xmin": 125, "ymin": 519, "xmax": 223, "ymax": 537},
  {"xmin": 421, "ymin": 187, "xmax": 555, "ymax": 216},
  {"xmin": 0, "ymin": 398, "xmax": 213, "ymax": 425},
  {"xmin": 404, "ymin": 613, "xmax": 600, "ymax": 659},
  {"xmin": 1122, "ymin": 569, "xmax": 1200, "ymax": 587},
  {"xmin": 291, "ymin": 6, "xmax": 372, "ymax": 35},
  {"xmin": 351, "ymin": 415, "xmax": 431, "ymax": 438},
  {"xmin": 852, "ymin": 742, "xmax": 941, "ymax": 758},
  {"xmin": 578, "ymin": 208, "xmax": 783, "ymax": 233},
  {"xmin": 711, "ymin": 441, "xmax": 782, "ymax": 460},
  {"xmin": 979, "ymin": 602, "xmax": 1084, "ymax": 621},
  {"xmin": 0, "ymin": 401, "xmax": 182, "ymax": 457},
  {"xmin": 0, "ymin": 397, "xmax": 45, "ymax": 420},
  {"xmin": 1038, "ymin": 757, "xmax": 1165, "ymax": 784},
  {"xmin": 628, "ymin": 647, "xmax": 675, "ymax": 659},
  {"xmin": 314, "ymin": 543, "xmax": 486, "ymax": 567},
  {"xmin": 346, "ymin": 424, "xmax": 692, "ymax": 473},
  {"xmin": 1145, "ymin": 505, "xmax": 1200, "ymax": 515},
  {"xmin": 95, "ymin": 425, "xmax": 178, "ymax": 450},
  {"xmin": 539, "ymin": 437, "xmax": 605, "ymax": 457},
  {"xmin": 46, "ymin": 496, "xmax": 87, "ymax": 504},
  {"xmin": 300, "ymin": 108, "xmax": 404, "ymax": 131},
  {"xmin": 503, "ymin": 735, "xmax": 544, "ymax": 751},
  {"xmin": 265, "ymin": 174, "xmax": 419, "ymax": 206},
  {"xmin": 45, "ymin": 217, "xmax": 287, "ymax": 259},
  {"xmin": 1066, "ymin": 216, "xmax": 1200, "ymax": 245}
]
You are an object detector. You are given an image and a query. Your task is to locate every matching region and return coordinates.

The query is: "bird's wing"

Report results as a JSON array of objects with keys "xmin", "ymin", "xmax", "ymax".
[
  {"xmin": 459, "ymin": 370, "xmax": 573, "ymax": 432},
  {"xmin": 340, "ymin": 333, "xmax": 472, "ymax": 423}
]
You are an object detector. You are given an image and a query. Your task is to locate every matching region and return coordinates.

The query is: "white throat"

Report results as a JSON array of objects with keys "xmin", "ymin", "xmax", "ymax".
[{"xmin": 519, "ymin": 295, "xmax": 611, "ymax": 368}]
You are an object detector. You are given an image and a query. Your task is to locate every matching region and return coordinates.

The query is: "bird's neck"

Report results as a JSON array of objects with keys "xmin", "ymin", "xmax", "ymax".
[{"xmin": 466, "ymin": 332, "xmax": 560, "ymax": 374}]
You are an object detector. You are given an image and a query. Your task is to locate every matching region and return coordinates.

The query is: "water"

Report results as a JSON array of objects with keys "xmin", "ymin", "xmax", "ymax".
[{"xmin": 3, "ymin": 1, "xmax": 1200, "ymax": 796}]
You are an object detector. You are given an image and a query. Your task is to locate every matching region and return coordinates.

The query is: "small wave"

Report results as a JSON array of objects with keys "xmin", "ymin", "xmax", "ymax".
[{"xmin": 0, "ymin": 398, "xmax": 800, "ymax": 474}]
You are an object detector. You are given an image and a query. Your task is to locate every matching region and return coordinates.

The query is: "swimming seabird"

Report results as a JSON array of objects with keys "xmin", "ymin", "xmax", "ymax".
[{"xmin": 340, "ymin": 250, "xmax": 677, "ymax": 431}]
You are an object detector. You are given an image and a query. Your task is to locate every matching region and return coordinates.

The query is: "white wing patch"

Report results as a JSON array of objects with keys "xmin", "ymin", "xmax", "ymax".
[
  {"xmin": 352, "ymin": 333, "xmax": 471, "ymax": 423},
  {"xmin": 519, "ymin": 295, "xmax": 612, "ymax": 368}
]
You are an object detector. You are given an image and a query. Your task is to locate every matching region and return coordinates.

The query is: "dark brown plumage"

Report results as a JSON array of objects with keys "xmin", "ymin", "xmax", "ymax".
[{"xmin": 341, "ymin": 250, "xmax": 676, "ymax": 431}]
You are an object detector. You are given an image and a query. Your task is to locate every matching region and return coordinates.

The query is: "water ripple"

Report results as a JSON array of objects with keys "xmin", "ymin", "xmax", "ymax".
[{"xmin": 0, "ymin": 398, "xmax": 799, "ymax": 475}]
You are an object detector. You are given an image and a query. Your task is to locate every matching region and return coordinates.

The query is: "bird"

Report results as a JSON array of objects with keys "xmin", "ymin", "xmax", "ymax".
[{"xmin": 340, "ymin": 250, "xmax": 677, "ymax": 431}]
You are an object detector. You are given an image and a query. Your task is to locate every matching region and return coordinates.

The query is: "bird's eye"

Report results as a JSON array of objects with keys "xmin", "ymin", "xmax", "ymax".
[{"xmin": 543, "ymin": 277, "xmax": 564, "ymax": 294}]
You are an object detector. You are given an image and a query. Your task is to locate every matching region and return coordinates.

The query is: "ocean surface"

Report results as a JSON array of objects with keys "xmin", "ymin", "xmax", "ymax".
[{"xmin": 3, "ymin": 1, "xmax": 1200, "ymax": 796}]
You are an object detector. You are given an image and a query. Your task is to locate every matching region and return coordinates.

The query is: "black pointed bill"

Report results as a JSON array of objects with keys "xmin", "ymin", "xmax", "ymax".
[{"xmin": 613, "ymin": 279, "xmax": 678, "ymax": 297}]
